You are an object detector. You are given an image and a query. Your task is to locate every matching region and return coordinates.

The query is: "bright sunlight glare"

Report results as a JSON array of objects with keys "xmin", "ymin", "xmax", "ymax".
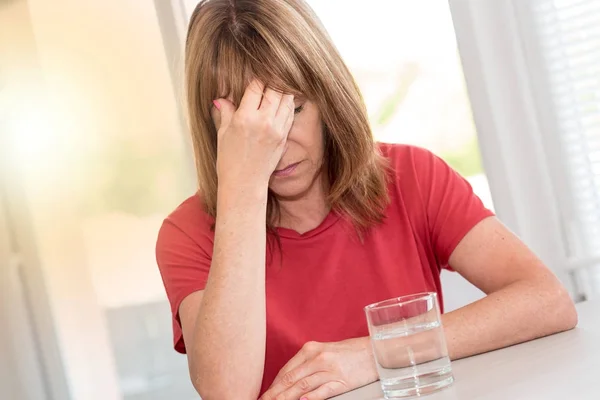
[{"xmin": 5, "ymin": 81, "xmax": 84, "ymax": 188}]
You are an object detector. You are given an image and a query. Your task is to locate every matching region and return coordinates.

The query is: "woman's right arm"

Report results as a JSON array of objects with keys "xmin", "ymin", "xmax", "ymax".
[
  {"xmin": 180, "ymin": 187, "xmax": 268, "ymax": 400},
  {"xmin": 178, "ymin": 80, "xmax": 295, "ymax": 400}
]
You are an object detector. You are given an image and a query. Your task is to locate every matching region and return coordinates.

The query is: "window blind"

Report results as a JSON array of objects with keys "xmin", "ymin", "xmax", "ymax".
[{"xmin": 528, "ymin": 0, "xmax": 600, "ymax": 259}]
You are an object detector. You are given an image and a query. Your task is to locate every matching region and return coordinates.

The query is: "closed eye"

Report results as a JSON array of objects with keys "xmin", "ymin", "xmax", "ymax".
[{"xmin": 294, "ymin": 104, "xmax": 304, "ymax": 114}]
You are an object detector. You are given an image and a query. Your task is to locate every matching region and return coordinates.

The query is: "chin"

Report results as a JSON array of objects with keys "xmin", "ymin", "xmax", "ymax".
[{"xmin": 269, "ymin": 178, "xmax": 313, "ymax": 200}]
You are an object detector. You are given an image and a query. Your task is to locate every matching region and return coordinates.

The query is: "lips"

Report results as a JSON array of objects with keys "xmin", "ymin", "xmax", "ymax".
[{"xmin": 273, "ymin": 161, "xmax": 300, "ymax": 177}]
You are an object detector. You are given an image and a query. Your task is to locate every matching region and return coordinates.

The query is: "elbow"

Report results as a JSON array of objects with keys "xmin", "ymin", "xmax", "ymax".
[
  {"xmin": 560, "ymin": 296, "xmax": 578, "ymax": 331},
  {"xmin": 189, "ymin": 366, "xmax": 261, "ymax": 400},
  {"xmin": 192, "ymin": 380, "xmax": 260, "ymax": 400},
  {"xmin": 195, "ymin": 388, "xmax": 259, "ymax": 400},
  {"xmin": 550, "ymin": 285, "xmax": 578, "ymax": 332}
]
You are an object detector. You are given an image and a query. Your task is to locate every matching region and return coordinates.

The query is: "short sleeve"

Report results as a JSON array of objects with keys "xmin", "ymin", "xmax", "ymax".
[
  {"xmin": 156, "ymin": 210, "xmax": 213, "ymax": 353},
  {"xmin": 410, "ymin": 146, "xmax": 494, "ymax": 267}
]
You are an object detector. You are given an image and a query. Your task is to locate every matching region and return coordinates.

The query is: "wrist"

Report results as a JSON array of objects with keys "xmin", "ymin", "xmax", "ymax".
[
  {"xmin": 217, "ymin": 181, "xmax": 269, "ymax": 211},
  {"xmin": 217, "ymin": 170, "xmax": 271, "ymax": 191},
  {"xmin": 360, "ymin": 336, "xmax": 378, "ymax": 379}
]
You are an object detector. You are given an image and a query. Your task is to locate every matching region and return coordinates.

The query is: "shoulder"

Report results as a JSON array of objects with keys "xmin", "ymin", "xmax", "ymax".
[
  {"xmin": 377, "ymin": 142, "xmax": 443, "ymax": 188},
  {"xmin": 156, "ymin": 193, "xmax": 215, "ymax": 256},
  {"xmin": 164, "ymin": 193, "xmax": 213, "ymax": 229},
  {"xmin": 378, "ymin": 142, "xmax": 438, "ymax": 170}
]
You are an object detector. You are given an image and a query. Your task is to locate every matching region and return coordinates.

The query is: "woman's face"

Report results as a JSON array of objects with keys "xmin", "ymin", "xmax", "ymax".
[
  {"xmin": 269, "ymin": 98, "xmax": 325, "ymax": 199},
  {"xmin": 213, "ymin": 97, "xmax": 326, "ymax": 199}
]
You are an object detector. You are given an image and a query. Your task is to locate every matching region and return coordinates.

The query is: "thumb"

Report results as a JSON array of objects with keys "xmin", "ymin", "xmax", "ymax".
[{"xmin": 213, "ymin": 98, "xmax": 235, "ymax": 130}]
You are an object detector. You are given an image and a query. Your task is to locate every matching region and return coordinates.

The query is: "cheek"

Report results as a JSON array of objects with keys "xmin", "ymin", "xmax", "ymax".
[{"xmin": 288, "ymin": 119, "xmax": 324, "ymax": 151}]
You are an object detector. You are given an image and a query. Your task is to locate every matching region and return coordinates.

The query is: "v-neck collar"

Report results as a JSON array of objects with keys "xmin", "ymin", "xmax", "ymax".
[{"xmin": 276, "ymin": 210, "xmax": 341, "ymax": 240}]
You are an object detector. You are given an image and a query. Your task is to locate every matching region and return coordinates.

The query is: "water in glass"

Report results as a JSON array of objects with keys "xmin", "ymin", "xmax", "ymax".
[
  {"xmin": 365, "ymin": 293, "xmax": 453, "ymax": 399},
  {"xmin": 372, "ymin": 320, "xmax": 452, "ymax": 398}
]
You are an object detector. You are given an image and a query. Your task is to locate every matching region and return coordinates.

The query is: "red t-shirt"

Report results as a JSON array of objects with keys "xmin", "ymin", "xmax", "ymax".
[{"xmin": 156, "ymin": 143, "xmax": 493, "ymax": 395}]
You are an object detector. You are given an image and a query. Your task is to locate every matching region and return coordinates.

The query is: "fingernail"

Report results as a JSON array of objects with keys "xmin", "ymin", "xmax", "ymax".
[
  {"xmin": 212, "ymin": 100, "xmax": 221, "ymax": 110},
  {"xmin": 300, "ymin": 398, "xmax": 308, "ymax": 400}
]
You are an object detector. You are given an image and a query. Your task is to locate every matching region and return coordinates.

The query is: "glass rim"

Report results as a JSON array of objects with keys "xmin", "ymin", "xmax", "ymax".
[{"xmin": 363, "ymin": 292, "xmax": 437, "ymax": 312}]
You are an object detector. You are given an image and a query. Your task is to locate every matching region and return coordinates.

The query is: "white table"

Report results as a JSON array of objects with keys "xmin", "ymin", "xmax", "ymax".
[{"xmin": 334, "ymin": 300, "xmax": 600, "ymax": 400}]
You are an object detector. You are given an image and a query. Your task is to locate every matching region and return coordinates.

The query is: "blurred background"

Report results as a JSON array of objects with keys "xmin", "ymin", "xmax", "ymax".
[{"xmin": 1, "ymin": 0, "xmax": 598, "ymax": 399}]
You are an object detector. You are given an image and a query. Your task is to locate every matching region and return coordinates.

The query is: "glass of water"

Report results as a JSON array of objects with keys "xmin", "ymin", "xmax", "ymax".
[{"xmin": 364, "ymin": 292, "xmax": 453, "ymax": 398}]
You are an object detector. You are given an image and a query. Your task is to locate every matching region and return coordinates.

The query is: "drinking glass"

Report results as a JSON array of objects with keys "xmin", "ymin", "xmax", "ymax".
[{"xmin": 364, "ymin": 292, "xmax": 454, "ymax": 398}]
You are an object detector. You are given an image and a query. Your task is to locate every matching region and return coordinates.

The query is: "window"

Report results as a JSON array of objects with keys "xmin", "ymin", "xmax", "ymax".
[
  {"xmin": 527, "ymin": 0, "xmax": 600, "ymax": 295},
  {"xmin": 448, "ymin": 0, "xmax": 600, "ymax": 298},
  {"xmin": 5, "ymin": 1, "xmax": 197, "ymax": 399}
]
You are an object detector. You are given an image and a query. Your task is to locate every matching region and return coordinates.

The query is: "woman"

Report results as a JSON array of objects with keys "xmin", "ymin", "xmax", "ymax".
[{"xmin": 156, "ymin": 0, "xmax": 577, "ymax": 399}]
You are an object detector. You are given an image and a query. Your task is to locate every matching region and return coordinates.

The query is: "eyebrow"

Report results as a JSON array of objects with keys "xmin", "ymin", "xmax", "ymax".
[{"xmin": 294, "ymin": 95, "xmax": 308, "ymax": 103}]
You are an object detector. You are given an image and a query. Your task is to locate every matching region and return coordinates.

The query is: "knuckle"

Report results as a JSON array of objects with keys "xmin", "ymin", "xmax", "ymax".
[
  {"xmin": 260, "ymin": 118, "xmax": 274, "ymax": 131},
  {"xmin": 247, "ymin": 115, "xmax": 260, "ymax": 127},
  {"xmin": 315, "ymin": 352, "xmax": 328, "ymax": 363},
  {"xmin": 261, "ymin": 95, "xmax": 273, "ymax": 107},
  {"xmin": 302, "ymin": 341, "xmax": 320, "ymax": 353},
  {"xmin": 315, "ymin": 351, "xmax": 333, "ymax": 365},
  {"xmin": 275, "ymin": 393, "xmax": 290, "ymax": 400},
  {"xmin": 298, "ymin": 378, "xmax": 311, "ymax": 391},
  {"xmin": 265, "ymin": 126, "xmax": 280, "ymax": 140},
  {"xmin": 232, "ymin": 113, "xmax": 247, "ymax": 127},
  {"xmin": 281, "ymin": 371, "xmax": 295, "ymax": 387},
  {"xmin": 324, "ymin": 383, "xmax": 337, "ymax": 396}
]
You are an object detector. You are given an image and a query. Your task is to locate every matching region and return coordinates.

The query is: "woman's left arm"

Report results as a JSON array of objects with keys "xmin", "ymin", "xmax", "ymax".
[
  {"xmin": 260, "ymin": 216, "xmax": 577, "ymax": 400},
  {"xmin": 442, "ymin": 216, "xmax": 577, "ymax": 359}
]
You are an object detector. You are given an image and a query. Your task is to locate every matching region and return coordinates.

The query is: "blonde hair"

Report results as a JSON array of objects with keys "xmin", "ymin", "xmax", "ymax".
[{"xmin": 185, "ymin": 0, "xmax": 389, "ymax": 232}]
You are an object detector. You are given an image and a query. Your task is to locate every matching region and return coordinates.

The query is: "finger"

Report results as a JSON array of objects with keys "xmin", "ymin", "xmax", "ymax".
[
  {"xmin": 302, "ymin": 381, "xmax": 346, "ymax": 400},
  {"xmin": 212, "ymin": 98, "xmax": 236, "ymax": 133},
  {"xmin": 281, "ymin": 104, "xmax": 295, "ymax": 141},
  {"xmin": 260, "ymin": 87, "xmax": 284, "ymax": 117},
  {"xmin": 238, "ymin": 79, "xmax": 265, "ymax": 111},
  {"xmin": 271, "ymin": 342, "xmax": 321, "ymax": 387},
  {"xmin": 273, "ymin": 94, "xmax": 294, "ymax": 133},
  {"xmin": 270, "ymin": 353, "xmax": 308, "ymax": 388},
  {"xmin": 260, "ymin": 372, "xmax": 333, "ymax": 400},
  {"xmin": 263, "ymin": 359, "xmax": 316, "ymax": 399}
]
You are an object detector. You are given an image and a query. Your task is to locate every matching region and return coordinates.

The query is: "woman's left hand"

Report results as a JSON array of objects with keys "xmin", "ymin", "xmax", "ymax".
[{"xmin": 259, "ymin": 337, "xmax": 378, "ymax": 400}]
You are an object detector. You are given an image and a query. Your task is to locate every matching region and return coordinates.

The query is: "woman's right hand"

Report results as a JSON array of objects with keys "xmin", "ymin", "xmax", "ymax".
[{"xmin": 213, "ymin": 79, "xmax": 295, "ymax": 191}]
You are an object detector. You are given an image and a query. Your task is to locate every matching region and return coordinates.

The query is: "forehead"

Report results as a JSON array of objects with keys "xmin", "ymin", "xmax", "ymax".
[
  {"xmin": 214, "ymin": 70, "xmax": 306, "ymax": 106},
  {"xmin": 211, "ymin": 43, "xmax": 307, "ymax": 106}
]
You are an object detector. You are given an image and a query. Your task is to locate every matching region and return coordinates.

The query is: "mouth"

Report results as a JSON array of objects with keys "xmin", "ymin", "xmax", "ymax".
[{"xmin": 273, "ymin": 161, "xmax": 301, "ymax": 177}]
